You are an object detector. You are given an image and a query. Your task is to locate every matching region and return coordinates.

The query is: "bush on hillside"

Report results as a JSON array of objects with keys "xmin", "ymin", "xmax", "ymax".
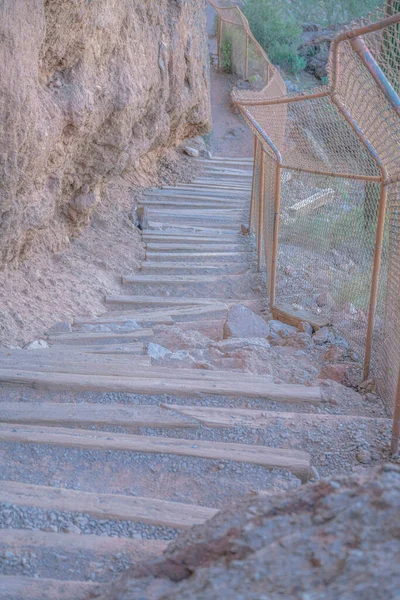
[{"xmin": 242, "ymin": 0, "xmax": 305, "ymax": 73}]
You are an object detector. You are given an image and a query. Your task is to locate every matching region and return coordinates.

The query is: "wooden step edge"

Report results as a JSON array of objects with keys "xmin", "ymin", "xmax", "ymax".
[
  {"xmin": 0, "ymin": 369, "xmax": 321, "ymax": 405},
  {"xmin": 104, "ymin": 296, "xmax": 256, "ymax": 306},
  {"xmin": 48, "ymin": 329, "xmax": 154, "ymax": 343},
  {"xmin": 0, "ymin": 402, "xmax": 199, "ymax": 429},
  {"xmin": 73, "ymin": 304, "xmax": 230, "ymax": 325},
  {"xmin": 0, "ymin": 480, "xmax": 217, "ymax": 529},
  {"xmin": 0, "ymin": 424, "xmax": 311, "ymax": 481},
  {"xmin": 272, "ymin": 302, "xmax": 331, "ymax": 331},
  {"xmin": 0, "ymin": 575, "xmax": 98, "ymax": 600},
  {"xmin": 162, "ymin": 404, "xmax": 391, "ymax": 428},
  {"xmin": 0, "ymin": 528, "xmax": 167, "ymax": 559}
]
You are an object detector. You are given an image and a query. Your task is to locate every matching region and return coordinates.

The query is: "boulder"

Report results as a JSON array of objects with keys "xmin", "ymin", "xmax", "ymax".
[
  {"xmin": 223, "ymin": 305, "xmax": 270, "ymax": 339},
  {"xmin": 91, "ymin": 465, "xmax": 400, "ymax": 600}
]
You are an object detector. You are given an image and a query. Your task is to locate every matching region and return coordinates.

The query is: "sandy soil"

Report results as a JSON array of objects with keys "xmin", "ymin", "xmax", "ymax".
[{"xmin": 0, "ymin": 151, "xmax": 198, "ymax": 348}]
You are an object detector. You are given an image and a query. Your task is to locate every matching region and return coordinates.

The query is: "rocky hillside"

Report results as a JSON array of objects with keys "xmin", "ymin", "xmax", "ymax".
[
  {"xmin": 0, "ymin": 0, "xmax": 211, "ymax": 269},
  {"xmin": 88, "ymin": 465, "xmax": 400, "ymax": 600}
]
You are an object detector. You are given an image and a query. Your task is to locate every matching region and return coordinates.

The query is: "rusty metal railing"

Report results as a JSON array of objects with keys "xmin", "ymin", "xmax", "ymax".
[{"xmin": 210, "ymin": 1, "xmax": 400, "ymax": 452}]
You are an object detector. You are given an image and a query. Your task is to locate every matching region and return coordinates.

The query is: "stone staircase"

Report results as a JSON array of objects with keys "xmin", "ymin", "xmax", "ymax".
[{"xmin": 0, "ymin": 157, "xmax": 391, "ymax": 599}]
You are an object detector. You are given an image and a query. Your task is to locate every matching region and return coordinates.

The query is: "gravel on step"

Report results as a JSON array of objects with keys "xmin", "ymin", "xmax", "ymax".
[
  {"xmin": 0, "ymin": 443, "xmax": 301, "ymax": 509},
  {"xmin": 0, "ymin": 503, "xmax": 178, "ymax": 541}
]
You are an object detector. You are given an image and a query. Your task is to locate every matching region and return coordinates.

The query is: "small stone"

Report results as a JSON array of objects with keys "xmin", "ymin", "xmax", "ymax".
[
  {"xmin": 241, "ymin": 224, "xmax": 249, "ymax": 235},
  {"xmin": 65, "ymin": 525, "xmax": 81, "ymax": 535},
  {"xmin": 25, "ymin": 339, "xmax": 49, "ymax": 350},
  {"xmin": 147, "ymin": 343, "xmax": 171, "ymax": 360},
  {"xmin": 325, "ymin": 346, "xmax": 345, "ymax": 362},
  {"xmin": 343, "ymin": 302, "xmax": 357, "ymax": 315},
  {"xmin": 268, "ymin": 320, "xmax": 297, "ymax": 339},
  {"xmin": 313, "ymin": 327, "xmax": 334, "ymax": 345},
  {"xmin": 316, "ymin": 292, "xmax": 334, "ymax": 307},
  {"xmin": 319, "ymin": 363, "xmax": 351, "ymax": 384},
  {"xmin": 298, "ymin": 321, "xmax": 313, "ymax": 336},
  {"xmin": 204, "ymin": 150, "xmax": 213, "ymax": 159},
  {"xmin": 356, "ymin": 449, "xmax": 372, "ymax": 464},
  {"xmin": 183, "ymin": 146, "xmax": 199, "ymax": 158}
]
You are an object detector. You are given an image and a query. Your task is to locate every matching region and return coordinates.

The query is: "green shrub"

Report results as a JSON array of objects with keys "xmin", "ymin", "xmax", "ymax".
[
  {"xmin": 220, "ymin": 32, "xmax": 233, "ymax": 73},
  {"xmin": 242, "ymin": 0, "xmax": 303, "ymax": 73}
]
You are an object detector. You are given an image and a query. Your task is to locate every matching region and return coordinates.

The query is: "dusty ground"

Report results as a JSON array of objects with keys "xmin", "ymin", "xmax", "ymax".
[{"xmin": 0, "ymin": 151, "xmax": 199, "ymax": 349}]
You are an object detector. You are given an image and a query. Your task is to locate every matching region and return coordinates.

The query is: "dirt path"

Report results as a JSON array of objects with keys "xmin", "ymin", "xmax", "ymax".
[
  {"xmin": 206, "ymin": 5, "xmax": 254, "ymax": 158},
  {"xmin": 0, "ymin": 155, "xmax": 391, "ymax": 598}
]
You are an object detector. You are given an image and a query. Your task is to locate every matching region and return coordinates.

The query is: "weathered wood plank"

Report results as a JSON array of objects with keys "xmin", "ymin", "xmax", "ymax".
[
  {"xmin": 74, "ymin": 303, "xmax": 230, "ymax": 325},
  {"xmin": 0, "ymin": 424, "xmax": 310, "ymax": 480},
  {"xmin": 48, "ymin": 329, "xmax": 154, "ymax": 345},
  {"xmin": 0, "ymin": 481, "xmax": 216, "ymax": 528},
  {"xmin": 0, "ymin": 369, "xmax": 322, "ymax": 403},
  {"xmin": 0, "ymin": 402, "xmax": 197, "ymax": 428},
  {"xmin": 0, "ymin": 528, "xmax": 167, "ymax": 560},
  {"xmin": 272, "ymin": 303, "xmax": 331, "ymax": 331},
  {"xmin": 0, "ymin": 576, "xmax": 97, "ymax": 600},
  {"xmin": 105, "ymin": 296, "xmax": 255, "ymax": 307}
]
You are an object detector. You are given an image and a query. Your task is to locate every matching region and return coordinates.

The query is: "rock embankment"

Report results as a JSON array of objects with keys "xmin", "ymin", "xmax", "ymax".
[
  {"xmin": 0, "ymin": 0, "xmax": 211, "ymax": 268},
  {"xmin": 89, "ymin": 465, "xmax": 400, "ymax": 600}
]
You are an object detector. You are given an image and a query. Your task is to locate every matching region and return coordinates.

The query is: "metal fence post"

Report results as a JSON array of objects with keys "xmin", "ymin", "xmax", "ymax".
[
  {"xmin": 391, "ymin": 369, "xmax": 400, "ymax": 454},
  {"xmin": 217, "ymin": 15, "xmax": 222, "ymax": 69},
  {"xmin": 269, "ymin": 165, "xmax": 282, "ymax": 306},
  {"xmin": 257, "ymin": 150, "xmax": 265, "ymax": 272},
  {"xmin": 249, "ymin": 136, "xmax": 258, "ymax": 233},
  {"xmin": 244, "ymin": 33, "xmax": 249, "ymax": 79},
  {"xmin": 363, "ymin": 183, "xmax": 388, "ymax": 380}
]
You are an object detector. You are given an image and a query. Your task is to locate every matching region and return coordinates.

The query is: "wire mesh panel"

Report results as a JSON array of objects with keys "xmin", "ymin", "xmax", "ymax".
[
  {"xmin": 372, "ymin": 182, "xmax": 400, "ymax": 413},
  {"xmin": 214, "ymin": 1, "xmax": 400, "ymax": 441},
  {"xmin": 250, "ymin": 138, "xmax": 261, "ymax": 235},
  {"xmin": 275, "ymin": 172, "xmax": 382, "ymax": 361},
  {"xmin": 262, "ymin": 150, "xmax": 278, "ymax": 291}
]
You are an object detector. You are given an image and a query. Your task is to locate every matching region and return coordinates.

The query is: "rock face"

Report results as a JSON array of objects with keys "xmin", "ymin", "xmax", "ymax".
[
  {"xmin": 88, "ymin": 465, "xmax": 400, "ymax": 600},
  {"xmin": 223, "ymin": 305, "xmax": 270, "ymax": 339},
  {"xmin": 0, "ymin": 0, "xmax": 210, "ymax": 268}
]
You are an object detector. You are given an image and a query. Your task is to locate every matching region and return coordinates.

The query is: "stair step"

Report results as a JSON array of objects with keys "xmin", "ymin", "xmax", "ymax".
[
  {"xmin": 143, "ymin": 251, "xmax": 252, "ymax": 261},
  {"xmin": 140, "ymin": 199, "xmax": 244, "ymax": 208},
  {"xmin": 74, "ymin": 303, "xmax": 230, "ymax": 325},
  {"xmin": 0, "ymin": 480, "xmax": 217, "ymax": 528},
  {"xmin": 141, "ymin": 263, "xmax": 248, "ymax": 274},
  {"xmin": 48, "ymin": 329, "xmax": 154, "ymax": 345},
  {"xmin": 0, "ymin": 402, "xmax": 198, "ymax": 429},
  {"xmin": 0, "ymin": 368, "xmax": 322, "ymax": 404},
  {"xmin": 148, "ymin": 221, "xmax": 240, "ymax": 231},
  {"xmin": 143, "ymin": 193, "xmax": 246, "ymax": 202},
  {"xmin": 145, "ymin": 244, "xmax": 249, "ymax": 253},
  {"xmin": 162, "ymin": 404, "xmax": 389, "ymax": 428},
  {"xmin": 105, "ymin": 295, "xmax": 256, "ymax": 307},
  {"xmin": 0, "ymin": 424, "xmax": 310, "ymax": 480},
  {"xmin": 142, "ymin": 233, "xmax": 241, "ymax": 242},
  {"xmin": 0, "ymin": 358, "xmax": 152, "ymax": 378},
  {"xmin": 146, "ymin": 189, "xmax": 247, "ymax": 198},
  {"xmin": 122, "ymin": 274, "xmax": 230, "ymax": 285},
  {"xmin": 0, "ymin": 576, "xmax": 97, "ymax": 600},
  {"xmin": 0, "ymin": 528, "xmax": 166, "ymax": 573}
]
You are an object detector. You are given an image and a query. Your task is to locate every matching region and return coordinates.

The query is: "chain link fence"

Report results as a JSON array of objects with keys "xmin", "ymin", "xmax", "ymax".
[
  {"xmin": 210, "ymin": 2, "xmax": 400, "ymax": 450},
  {"xmin": 209, "ymin": 0, "xmax": 285, "ymax": 91}
]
